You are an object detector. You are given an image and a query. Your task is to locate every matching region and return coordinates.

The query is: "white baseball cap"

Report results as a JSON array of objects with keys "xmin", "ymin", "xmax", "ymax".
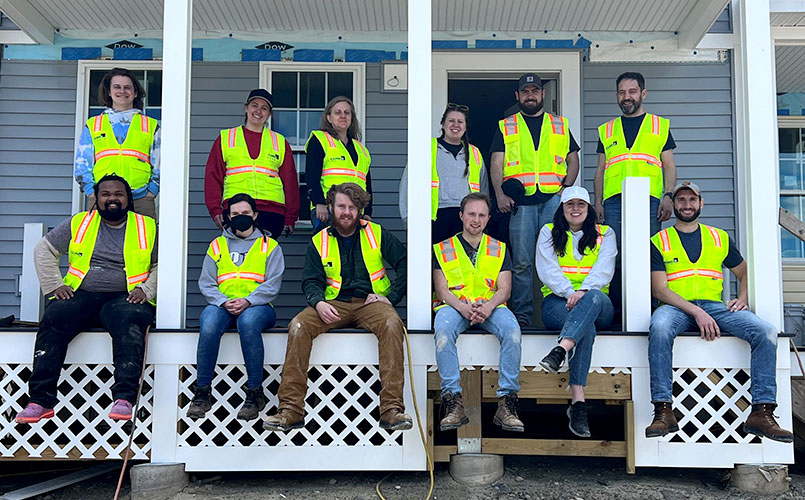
[{"xmin": 560, "ymin": 185, "xmax": 590, "ymax": 205}]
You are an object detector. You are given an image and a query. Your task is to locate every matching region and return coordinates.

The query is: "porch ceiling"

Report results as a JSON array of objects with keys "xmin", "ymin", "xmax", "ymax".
[
  {"xmin": 772, "ymin": 12, "xmax": 805, "ymax": 27},
  {"xmin": 776, "ymin": 45, "xmax": 805, "ymax": 93}
]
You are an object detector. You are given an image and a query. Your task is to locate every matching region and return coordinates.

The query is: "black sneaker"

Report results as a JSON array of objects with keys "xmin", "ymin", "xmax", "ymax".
[
  {"xmin": 567, "ymin": 401, "xmax": 591, "ymax": 438},
  {"xmin": 540, "ymin": 346, "xmax": 567, "ymax": 373}
]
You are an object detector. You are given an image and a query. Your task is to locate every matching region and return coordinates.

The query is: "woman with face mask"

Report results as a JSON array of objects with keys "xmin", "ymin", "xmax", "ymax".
[{"xmin": 190, "ymin": 193, "xmax": 285, "ymax": 421}]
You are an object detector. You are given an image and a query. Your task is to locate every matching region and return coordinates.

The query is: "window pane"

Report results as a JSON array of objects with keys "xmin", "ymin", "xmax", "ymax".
[
  {"xmin": 300, "ymin": 111, "xmax": 321, "ymax": 145},
  {"xmin": 272, "ymin": 110, "xmax": 298, "ymax": 145},
  {"xmin": 781, "ymin": 195, "xmax": 805, "ymax": 258},
  {"xmin": 145, "ymin": 71, "xmax": 162, "ymax": 107},
  {"xmin": 300, "ymin": 72, "xmax": 325, "ymax": 108},
  {"xmin": 145, "ymin": 108, "xmax": 161, "ymax": 120},
  {"xmin": 272, "ymin": 72, "xmax": 297, "ymax": 108},
  {"xmin": 88, "ymin": 107, "xmax": 104, "ymax": 117},
  {"xmin": 297, "ymin": 153, "xmax": 311, "ymax": 221},
  {"xmin": 89, "ymin": 71, "xmax": 105, "ymax": 107},
  {"xmin": 780, "ymin": 128, "xmax": 804, "ymax": 190},
  {"xmin": 328, "ymin": 72, "xmax": 353, "ymax": 102}
]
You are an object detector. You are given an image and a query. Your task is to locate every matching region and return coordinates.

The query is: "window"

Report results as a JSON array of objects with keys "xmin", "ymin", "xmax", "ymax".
[
  {"xmin": 779, "ymin": 122, "xmax": 805, "ymax": 259},
  {"xmin": 261, "ymin": 62, "xmax": 365, "ymax": 223}
]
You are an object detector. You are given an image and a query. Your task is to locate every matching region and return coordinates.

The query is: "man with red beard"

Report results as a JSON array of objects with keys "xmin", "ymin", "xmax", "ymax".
[{"xmin": 264, "ymin": 183, "xmax": 412, "ymax": 432}]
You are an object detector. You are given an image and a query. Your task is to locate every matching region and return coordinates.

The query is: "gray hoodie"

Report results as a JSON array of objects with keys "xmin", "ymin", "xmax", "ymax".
[{"xmin": 198, "ymin": 227, "xmax": 284, "ymax": 307}]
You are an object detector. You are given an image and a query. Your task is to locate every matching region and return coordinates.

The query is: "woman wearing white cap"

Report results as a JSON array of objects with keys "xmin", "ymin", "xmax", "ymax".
[{"xmin": 535, "ymin": 186, "xmax": 617, "ymax": 438}]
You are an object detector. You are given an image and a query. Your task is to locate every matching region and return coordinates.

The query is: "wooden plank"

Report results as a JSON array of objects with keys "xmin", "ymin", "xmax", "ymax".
[
  {"xmin": 427, "ymin": 398, "xmax": 435, "ymax": 464},
  {"xmin": 780, "ymin": 207, "xmax": 805, "ymax": 243},
  {"xmin": 707, "ymin": 371, "xmax": 749, "ymax": 411},
  {"xmin": 427, "ymin": 370, "xmax": 441, "ymax": 390},
  {"xmin": 3, "ymin": 447, "xmax": 149, "ymax": 461},
  {"xmin": 433, "ymin": 445, "xmax": 455, "ymax": 462},
  {"xmin": 624, "ymin": 400, "xmax": 636, "ymax": 475},
  {"xmin": 483, "ymin": 370, "xmax": 631, "ymax": 399},
  {"xmin": 792, "ymin": 379, "xmax": 805, "ymax": 424},
  {"xmin": 0, "ymin": 462, "xmax": 120, "ymax": 500},
  {"xmin": 482, "ymin": 438, "xmax": 627, "ymax": 457},
  {"xmin": 793, "ymin": 415, "xmax": 805, "ymax": 455},
  {"xmin": 457, "ymin": 369, "xmax": 482, "ymax": 441}
]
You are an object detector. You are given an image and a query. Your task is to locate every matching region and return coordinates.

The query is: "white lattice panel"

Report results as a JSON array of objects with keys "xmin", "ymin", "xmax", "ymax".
[{"xmin": 0, "ymin": 363, "xmax": 153, "ymax": 459}]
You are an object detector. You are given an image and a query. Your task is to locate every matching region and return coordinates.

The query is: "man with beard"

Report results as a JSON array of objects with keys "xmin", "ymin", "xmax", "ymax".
[
  {"xmin": 645, "ymin": 182, "xmax": 792, "ymax": 443},
  {"xmin": 16, "ymin": 174, "xmax": 157, "ymax": 423},
  {"xmin": 489, "ymin": 73, "xmax": 581, "ymax": 327},
  {"xmin": 263, "ymin": 183, "xmax": 412, "ymax": 432},
  {"xmin": 594, "ymin": 72, "xmax": 677, "ymax": 319}
]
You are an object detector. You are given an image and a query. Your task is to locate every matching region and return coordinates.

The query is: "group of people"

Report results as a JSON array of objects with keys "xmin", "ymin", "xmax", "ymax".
[{"xmin": 14, "ymin": 68, "xmax": 792, "ymax": 446}]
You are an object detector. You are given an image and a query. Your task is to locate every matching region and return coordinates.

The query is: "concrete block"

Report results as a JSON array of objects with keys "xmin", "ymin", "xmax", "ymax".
[
  {"xmin": 731, "ymin": 464, "xmax": 789, "ymax": 495},
  {"xmin": 449, "ymin": 453, "xmax": 504, "ymax": 486},
  {"xmin": 130, "ymin": 462, "xmax": 188, "ymax": 500}
]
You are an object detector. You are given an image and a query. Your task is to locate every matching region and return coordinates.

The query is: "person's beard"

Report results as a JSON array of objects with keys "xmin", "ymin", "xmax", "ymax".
[
  {"xmin": 518, "ymin": 98, "xmax": 543, "ymax": 115},
  {"xmin": 618, "ymin": 95, "xmax": 642, "ymax": 115},
  {"xmin": 333, "ymin": 212, "xmax": 359, "ymax": 234},
  {"xmin": 98, "ymin": 200, "xmax": 127, "ymax": 222},
  {"xmin": 673, "ymin": 206, "xmax": 700, "ymax": 223}
]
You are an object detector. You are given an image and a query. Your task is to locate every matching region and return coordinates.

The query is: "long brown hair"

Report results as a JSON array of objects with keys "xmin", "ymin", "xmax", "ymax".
[
  {"xmin": 97, "ymin": 67, "xmax": 145, "ymax": 110},
  {"xmin": 320, "ymin": 96, "xmax": 361, "ymax": 142},
  {"xmin": 439, "ymin": 106, "xmax": 470, "ymax": 176}
]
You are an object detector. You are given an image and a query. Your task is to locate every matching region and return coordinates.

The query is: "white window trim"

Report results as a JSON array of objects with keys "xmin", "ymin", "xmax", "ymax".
[
  {"xmin": 778, "ymin": 117, "xmax": 805, "ymax": 264},
  {"xmin": 72, "ymin": 60, "xmax": 162, "ymax": 214}
]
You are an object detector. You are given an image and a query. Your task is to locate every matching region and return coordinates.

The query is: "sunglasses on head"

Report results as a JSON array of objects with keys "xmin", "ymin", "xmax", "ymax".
[{"xmin": 446, "ymin": 103, "xmax": 469, "ymax": 112}]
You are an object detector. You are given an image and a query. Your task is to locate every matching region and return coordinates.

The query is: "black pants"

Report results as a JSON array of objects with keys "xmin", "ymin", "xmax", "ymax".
[
  {"xmin": 257, "ymin": 211, "xmax": 285, "ymax": 239},
  {"xmin": 28, "ymin": 290, "xmax": 155, "ymax": 408},
  {"xmin": 432, "ymin": 207, "xmax": 463, "ymax": 244}
]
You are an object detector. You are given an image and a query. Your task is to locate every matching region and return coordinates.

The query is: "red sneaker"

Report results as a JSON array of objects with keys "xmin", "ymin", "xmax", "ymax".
[{"xmin": 15, "ymin": 403, "xmax": 55, "ymax": 423}]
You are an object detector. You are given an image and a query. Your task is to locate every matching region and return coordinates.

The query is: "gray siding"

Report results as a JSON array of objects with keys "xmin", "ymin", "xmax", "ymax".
[
  {"xmin": 708, "ymin": 7, "xmax": 732, "ymax": 34},
  {"xmin": 0, "ymin": 60, "xmax": 77, "ymax": 319}
]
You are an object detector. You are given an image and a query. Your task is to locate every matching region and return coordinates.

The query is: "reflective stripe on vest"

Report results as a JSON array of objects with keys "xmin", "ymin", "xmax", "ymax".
[
  {"xmin": 220, "ymin": 126, "xmax": 286, "ymax": 204},
  {"xmin": 433, "ymin": 234, "xmax": 507, "ymax": 309},
  {"xmin": 207, "ymin": 235, "xmax": 278, "ymax": 300},
  {"xmin": 541, "ymin": 224, "xmax": 611, "ymax": 298},
  {"xmin": 88, "ymin": 113, "xmax": 157, "ymax": 191},
  {"xmin": 500, "ymin": 112, "xmax": 570, "ymax": 196},
  {"xmin": 430, "ymin": 138, "xmax": 484, "ymax": 220},
  {"xmin": 306, "ymin": 130, "xmax": 371, "ymax": 200}
]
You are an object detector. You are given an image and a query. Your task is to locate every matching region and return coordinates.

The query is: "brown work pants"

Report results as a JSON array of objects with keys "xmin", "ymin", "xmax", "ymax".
[{"xmin": 277, "ymin": 298, "xmax": 406, "ymax": 416}]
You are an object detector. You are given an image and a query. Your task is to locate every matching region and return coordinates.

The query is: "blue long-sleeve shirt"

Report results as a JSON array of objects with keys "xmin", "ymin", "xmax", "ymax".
[{"xmin": 74, "ymin": 108, "xmax": 161, "ymax": 199}]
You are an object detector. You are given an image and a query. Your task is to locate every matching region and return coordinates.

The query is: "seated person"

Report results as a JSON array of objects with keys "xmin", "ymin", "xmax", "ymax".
[
  {"xmin": 536, "ymin": 186, "xmax": 616, "ymax": 438},
  {"xmin": 16, "ymin": 174, "xmax": 157, "ymax": 423},
  {"xmin": 433, "ymin": 193, "xmax": 524, "ymax": 432},
  {"xmin": 263, "ymin": 183, "xmax": 412, "ymax": 432},
  {"xmin": 646, "ymin": 182, "xmax": 792, "ymax": 442},
  {"xmin": 189, "ymin": 193, "xmax": 284, "ymax": 421}
]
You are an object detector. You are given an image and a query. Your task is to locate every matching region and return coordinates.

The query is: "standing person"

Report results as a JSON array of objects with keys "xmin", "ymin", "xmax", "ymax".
[
  {"xmin": 189, "ymin": 193, "xmax": 284, "ymax": 421},
  {"xmin": 593, "ymin": 72, "xmax": 677, "ymax": 317},
  {"xmin": 74, "ymin": 68, "xmax": 160, "ymax": 219},
  {"xmin": 305, "ymin": 96, "xmax": 373, "ymax": 232},
  {"xmin": 490, "ymin": 73, "xmax": 581, "ymax": 327},
  {"xmin": 399, "ymin": 103, "xmax": 488, "ymax": 243},
  {"xmin": 263, "ymin": 183, "xmax": 411, "ymax": 432},
  {"xmin": 433, "ymin": 193, "xmax": 523, "ymax": 432},
  {"xmin": 204, "ymin": 89, "xmax": 299, "ymax": 239},
  {"xmin": 645, "ymin": 182, "xmax": 792, "ymax": 443},
  {"xmin": 15, "ymin": 175, "xmax": 157, "ymax": 423},
  {"xmin": 536, "ymin": 186, "xmax": 617, "ymax": 438}
]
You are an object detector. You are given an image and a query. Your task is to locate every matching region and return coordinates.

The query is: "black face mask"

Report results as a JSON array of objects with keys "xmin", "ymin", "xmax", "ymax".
[{"xmin": 229, "ymin": 214, "xmax": 255, "ymax": 233}]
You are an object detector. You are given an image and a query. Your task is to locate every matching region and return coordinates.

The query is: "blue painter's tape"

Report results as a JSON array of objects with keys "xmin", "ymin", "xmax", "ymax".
[
  {"xmin": 476, "ymin": 39, "xmax": 517, "ymax": 48},
  {"xmin": 345, "ymin": 49, "xmax": 395, "ymax": 62},
  {"xmin": 241, "ymin": 49, "xmax": 281, "ymax": 61},
  {"xmin": 293, "ymin": 49, "xmax": 334, "ymax": 62},
  {"xmin": 113, "ymin": 48, "xmax": 153, "ymax": 60},
  {"xmin": 192, "ymin": 48, "xmax": 203, "ymax": 61},
  {"xmin": 575, "ymin": 37, "xmax": 592, "ymax": 48},
  {"xmin": 62, "ymin": 47, "xmax": 101, "ymax": 60},
  {"xmin": 400, "ymin": 51, "xmax": 407, "ymax": 60},
  {"xmin": 432, "ymin": 40, "xmax": 468, "ymax": 49},
  {"xmin": 522, "ymin": 39, "xmax": 531, "ymax": 48},
  {"xmin": 533, "ymin": 40, "xmax": 576, "ymax": 49}
]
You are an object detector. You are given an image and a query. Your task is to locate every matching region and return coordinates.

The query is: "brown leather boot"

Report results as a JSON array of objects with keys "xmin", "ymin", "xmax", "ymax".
[
  {"xmin": 262, "ymin": 408, "xmax": 304, "ymax": 432},
  {"xmin": 493, "ymin": 393, "xmax": 524, "ymax": 432},
  {"xmin": 439, "ymin": 392, "xmax": 469, "ymax": 431},
  {"xmin": 380, "ymin": 408, "xmax": 413, "ymax": 431},
  {"xmin": 645, "ymin": 402, "xmax": 679, "ymax": 438},
  {"xmin": 743, "ymin": 404, "xmax": 794, "ymax": 443}
]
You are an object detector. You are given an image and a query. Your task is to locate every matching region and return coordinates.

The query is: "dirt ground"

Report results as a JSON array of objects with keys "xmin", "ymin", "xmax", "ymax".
[{"xmin": 4, "ymin": 455, "xmax": 805, "ymax": 500}]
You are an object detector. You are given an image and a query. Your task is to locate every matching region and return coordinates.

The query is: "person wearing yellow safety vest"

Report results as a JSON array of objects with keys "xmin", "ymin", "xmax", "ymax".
[
  {"xmin": 305, "ymin": 96, "xmax": 373, "ymax": 232},
  {"xmin": 398, "ymin": 103, "xmax": 488, "ymax": 243},
  {"xmin": 646, "ymin": 182, "xmax": 792, "ymax": 443},
  {"xmin": 189, "ymin": 193, "xmax": 284, "ymax": 422},
  {"xmin": 432, "ymin": 193, "xmax": 524, "ymax": 433},
  {"xmin": 264, "ymin": 183, "xmax": 412, "ymax": 433},
  {"xmin": 74, "ymin": 68, "xmax": 160, "ymax": 219},
  {"xmin": 489, "ymin": 73, "xmax": 581, "ymax": 327},
  {"xmin": 204, "ymin": 89, "xmax": 299, "ymax": 239},
  {"xmin": 536, "ymin": 186, "xmax": 617, "ymax": 438},
  {"xmin": 16, "ymin": 175, "xmax": 158, "ymax": 424}
]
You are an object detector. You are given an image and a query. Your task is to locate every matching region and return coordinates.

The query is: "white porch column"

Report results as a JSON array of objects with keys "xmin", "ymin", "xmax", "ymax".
[
  {"xmin": 735, "ymin": 0, "xmax": 783, "ymax": 330},
  {"xmin": 156, "ymin": 0, "xmax": 193, "ymax": 329},
  {"xmin": 406, "ymin": 0, "xmax": 432, "ymax": 330}
]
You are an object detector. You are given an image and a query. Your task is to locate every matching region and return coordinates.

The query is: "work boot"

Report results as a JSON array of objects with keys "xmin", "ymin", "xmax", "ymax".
[
  {"xmin": 743, "ymin": 404, "xmax": 794, "ymax": 443},
  {"xmin": 15, "ymin": 403, "xmax": 55, "ymax": 424},
  {"xmin": 187, "ymin": 385, "xmax": 212, "ymax": 420},
  {"xmin": 439, "ymin": 392, "xmax": 469, "ymax": 431},
  {"xmin": 540, "ymin": 346, "xmax": 567, "ymax": 374},
  {"xmin": 379, "ymin": 408, "xmax": 413, "ymax": 431},
  {"xmin": 237, "ymin": 386, "xmax": 267, "ymax": 421},
  {"xmin": 567, "ymin": 401, "xmax": 591, "ymax": 438},
  {"xmin": 493, "ymin": 393, "xmax": 524, "ymax": 432},
  {"xmin": 645, "ymin": 402, "xmax": 679, "ymax": 438},
  {"xmin": 263, "ymin": 408, "xmax": 305, "ymax": 432}
]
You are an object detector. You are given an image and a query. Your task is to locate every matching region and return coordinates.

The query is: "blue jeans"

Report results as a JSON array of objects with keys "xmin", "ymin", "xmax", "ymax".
[
  {"xmin": 196, "ymin": 304, "xmax": 277, "ymax": 388},
  {"xmin": 508, "ymin": 195, "xmax": 561, "ymax": 325},
  {"xmin": 541, "ymin": 290, "xmax": 614, "ymax": 386},
  {"xmin": 434, "ymin": 305, "xmax": 522, "ymax": 397},
  {"xmin": 648, "ymin": 301, "xmax": 778, "ymax": 404}
]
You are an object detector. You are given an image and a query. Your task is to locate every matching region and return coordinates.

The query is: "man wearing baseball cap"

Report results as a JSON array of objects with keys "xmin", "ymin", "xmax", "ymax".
[
  {"xmin": 204, "ymin": 88, "xmax": 299, "ymax": 239},
  {"xmin": 645, "ymin": 182, "xmax": 792, "ymax": 443},
  {"xmin": 489, "ymin": 73, "xmax": 581, "ymax": 327}
]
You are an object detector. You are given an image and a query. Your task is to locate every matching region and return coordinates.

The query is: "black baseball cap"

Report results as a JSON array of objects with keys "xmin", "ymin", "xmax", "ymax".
[
  {"xmin": 518, "ymin": 73, "xmax": 543, "ymax": 92},
  {"xmin": 246, "ymin": 88, "xmax": 273, "ymax": 107}
]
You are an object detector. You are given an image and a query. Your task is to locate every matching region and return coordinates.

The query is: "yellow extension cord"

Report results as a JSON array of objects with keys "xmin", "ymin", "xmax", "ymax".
[{"xmin": 376, "ymin": 326, "xmax": 435, "ymax": 500}]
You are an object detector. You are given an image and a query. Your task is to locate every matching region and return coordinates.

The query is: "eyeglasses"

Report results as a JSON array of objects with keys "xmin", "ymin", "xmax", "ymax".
[{"xmin": 446, "ymin": 103, "xmax": 469, "ymax": 112}]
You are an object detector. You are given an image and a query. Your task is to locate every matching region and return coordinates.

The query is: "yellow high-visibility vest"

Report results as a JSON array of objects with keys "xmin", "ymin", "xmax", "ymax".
[
  {"xmin": 88, "ymin": 113, "xmax": 157, "ymax": 191},
  {"xmin": 63, "ymin": 210, "xmax": 156, "ymax": 305},
  {"xmin": 651, "ymin": 224, "xmax": 728, "ymax": 302},
  {"xmin": 306, "ymin": 130, "xmax": 371, "ymax": 198},
  {"xmin": 433, "ymin": 234, "xmax": 506, "ymax": 310},
  {"xmin": 598, "ymin": 113, "xmax": 669, "ymax": 200},
  {"xmin": 541, "ymin": 223, "xmax": 611, "ymax": 297},
  {"xmin": 431, "ymin": 138, "xmax": 483, "ymax": 220},
  {"xmin": 207, "ymin": 234, "xmax": 279, "ymax": 300},
  {"xmin": 220, "ymin": 126, "xmax": 287, "ymax": 203},
  {"xmin": 499, "ymin": 112, "xmax": 570, "ymax": 196},
  {"xmin": 312, "ymin": 221, "xmax": 390, "ymax": 300}
]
